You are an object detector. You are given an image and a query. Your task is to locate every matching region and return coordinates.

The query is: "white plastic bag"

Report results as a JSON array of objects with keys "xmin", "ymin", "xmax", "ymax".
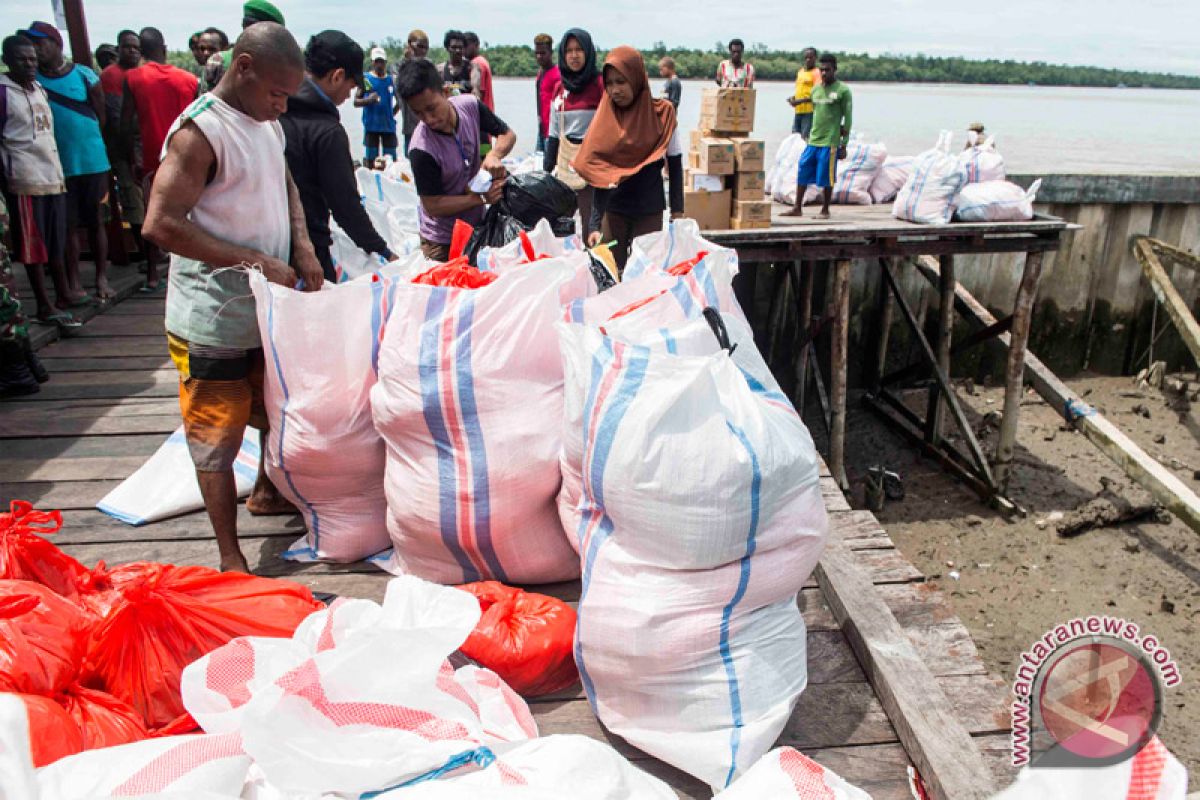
[
  {"xmin": 371, "ymin": 260, "xmax": 595, "ymax": 584},
  {"xmin": 182, "ymin": 576, "xmax": 538, "ymax": 797},
  {"xmin": 869, "ymin": 154, "xmax": 916, "ymax": 204},
  {"xmin": 558, "ymin": 316, "xmax": 827, "ymax": 791},
  {"xmin": 476, "ymin": 218, "xmax": 584, "ymax": 272},
  {"xmin": 993, "ymin": 736, "xmax": 1187, "ymax": 800},
  {"xmin": 955, "ymin": 179, "xmax": 1041, "ymax": 222},
  {"xmin": 330, "ymin": 225, "xmax": 389, "ymax": 283},
  {"xmin": 358, "ymin": 165, "xmax": 418, "ymax": 210},
  {"xmin": 622, "ymin": 218, "xmax": 740, "ymax": 281},
  {"xmin": 714, "ymin": 747, "xmax": 872, "ymax": 799},
  {"xmin": 97, "ymin": 427, "xmax": 260, "ymax": 525},
  {"xmin": 36, "ymin": 733, "xmax": 250, "ymax": 799},
  {"xmin": 251, "ymin": 271, "xmax": 400, "ymax": 564},
  {"xmin": 766, "ymin": 132, "xmax": 808, "ymax": 205},
  {"xmin": 892, "ymin": 131, "xmax": 968, "ymax": 225},
  {"xmin": 959, "ymin": 133, "xmax": 1006, "ymax": 183}
]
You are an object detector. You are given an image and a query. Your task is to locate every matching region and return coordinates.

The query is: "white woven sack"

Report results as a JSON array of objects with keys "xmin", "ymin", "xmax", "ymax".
[
  {"xmin": 892, "ymin": 131, "xmax": 968, "ymax": 225},
  {"xmin": 766, "ymin": 132, "xmax": 808, "ymax": 204},
  {"xmin": 251, "ymin": 271, "xmax": 401, "ymax": 564},
  {"xmin": 958, "ymin": 133, "xmax": 1006, "ymax": 183},
  {"xmin": 802, "ymin": 140, "xmax": 887, "ymax": 205},
  {"xmin": 869, "ymin": 154, "xmax": 916, "ymax": 204},
  {"xmin": 993, "ymin": 736, "xmax": 1187, "ymax": 800},
  {"xmin": 371, "ymin": 260, "xmax": 595, "ymax": 583},
  {"xmin": 955, "ymin": 179, "xmax": 1041, "ymax": 222},
  {"xmin": 622, "ymin": 218, "xmax": 740, "ymax": 281},
  {"xmin": 96, "ymin": 426, "xmax": 259, "ymax": 525},
  {"xmin": 714, "ymin": 746, "xmax": 872, "ymax": 799},
  {"xmin": 558, "ymin": 318, "xmax": 827, "ymax": 791},
  {"xmin": 476, "ymin": 218, "xmax": 585, "ymax": 272}
]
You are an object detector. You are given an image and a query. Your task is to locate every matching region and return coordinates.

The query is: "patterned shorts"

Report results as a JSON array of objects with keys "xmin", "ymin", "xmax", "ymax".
[{"xmin": 167, "ymin": 333, "xmax": 267, "ymax": 473}]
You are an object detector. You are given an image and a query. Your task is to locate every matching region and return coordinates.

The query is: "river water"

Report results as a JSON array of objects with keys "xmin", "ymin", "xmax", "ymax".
[{"xmin": 340, "ymin": 78, "xmax": 1200, "ymax": 174}]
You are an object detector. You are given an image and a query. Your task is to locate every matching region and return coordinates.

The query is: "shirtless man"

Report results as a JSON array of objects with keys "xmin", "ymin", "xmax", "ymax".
[{"xmin": 143, "ymin": 22, "xmax": 323, "ymax": 572}]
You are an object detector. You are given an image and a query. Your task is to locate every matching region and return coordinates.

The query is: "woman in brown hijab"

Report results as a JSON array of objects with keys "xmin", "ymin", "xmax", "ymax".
[{"xmin": 574, "ymin": 46, "xmax": 683, "ymax": 271}]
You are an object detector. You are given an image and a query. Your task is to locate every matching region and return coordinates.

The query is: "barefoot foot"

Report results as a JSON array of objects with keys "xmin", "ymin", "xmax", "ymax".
[
  {"xmin": 246, "ymin": 487, "xmax": 298, "ymax": 516},
  {"xmin": 781, "ymin": 207, "xmax": 804, "ymax": 218},
  {"xmin": 219, "ymin": 552, "xmax": 251, "ymax": 573}
]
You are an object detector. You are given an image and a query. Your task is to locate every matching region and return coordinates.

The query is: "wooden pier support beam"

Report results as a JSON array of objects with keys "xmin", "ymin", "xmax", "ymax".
[
  {"xmin": 829, "ymin": 259, "xmax": 852, "ymax": 491},
  {"xmin": 1133, "ymin": 237, "xmax": 1200, "ymax": 368},
  {"xmin": 993, "ymin": 250, "xmax": 1044, "ymax": 492}
]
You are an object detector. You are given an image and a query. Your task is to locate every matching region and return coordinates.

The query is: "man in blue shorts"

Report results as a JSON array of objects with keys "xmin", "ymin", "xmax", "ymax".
[
  {"xmin": 784, "ymin": 53, "xmax": 852, "ymax": 220},
  {"xmin": 355, "ymin": 46, "xmax": 399, "ymax": 166}
]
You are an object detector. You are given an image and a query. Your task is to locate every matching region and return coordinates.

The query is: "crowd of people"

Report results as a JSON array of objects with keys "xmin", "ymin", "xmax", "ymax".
[{"xmin": 0, "ymin": 2, "xmax": 847, "ymax": 568}]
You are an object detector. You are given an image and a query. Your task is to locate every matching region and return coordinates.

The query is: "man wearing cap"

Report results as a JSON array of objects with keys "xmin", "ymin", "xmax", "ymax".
[
  {"xmin": 0, "ymin": 35, "xmax": 78, "ymax": 328},
  {"xmin": 121, "ymin": 27, "xmax": 199, "ymax": 291},
  {"xmin": 27, "ymin": 21, "xmax": 113, "ymax": 303},
  {"xmin": 282, "ymin": 31, "xmax": 396, "ymax": 282},
  {"xmin": 355, "ymin": 46, "xmax": 400, "ymax": 166},
  {"xmin": 203, "ymin": 0, "xmax": 285, "ymax": 91}
]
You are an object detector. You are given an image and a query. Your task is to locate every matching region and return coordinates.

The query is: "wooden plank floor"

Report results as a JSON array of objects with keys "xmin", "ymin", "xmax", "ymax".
[{"xmin": 0, "ymin": 291, "xmax": 1015, "ymax": 799}]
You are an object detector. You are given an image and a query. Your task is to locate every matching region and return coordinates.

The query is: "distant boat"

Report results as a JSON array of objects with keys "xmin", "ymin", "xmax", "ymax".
[{"xmin": 1117, "ymin": 82, "xmax": 1128, "ymax": 88}]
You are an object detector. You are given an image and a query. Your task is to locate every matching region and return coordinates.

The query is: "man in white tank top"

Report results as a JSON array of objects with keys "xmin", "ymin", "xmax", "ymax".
[{"xmin": 143, "ymin": 23, "xmax": 323, "ymax": 573}]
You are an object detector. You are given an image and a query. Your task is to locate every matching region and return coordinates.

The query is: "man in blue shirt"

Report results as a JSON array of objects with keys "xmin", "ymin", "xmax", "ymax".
[
  {"xmin": 27, "ymin": 21, "xmax": 113, "ymax": 301},
  {"xmin": 355, "ymin": 46, "xmax": 399, "ymax": 166}
]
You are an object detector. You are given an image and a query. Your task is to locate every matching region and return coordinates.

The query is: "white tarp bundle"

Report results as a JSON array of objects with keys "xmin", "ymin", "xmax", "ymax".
[
  {"xmin": 557, "ymin": 308, "xmax": 827, "ymax": 791},
  {"xmin": 371, "ymin": 257, "xmax": 595, "ymax": 584},
  {"xmin": 868, "ymin": 154, "xmax": 916, "ymax": 204},
  {"xmin": 955, "ymin": 179, "xmax": 1042, "ymax": 223},
  {"xmin": 251, "ymin": 269, "xmax": 414, "ymax": 564},
  {"xmin": 714, "ymin": 747, "xmax": 872, "ymax": 799},
  {"xmin": 892, "ymin": 131, "xmax": 969, "ymax": 225},
  {"xmin": 766, "ymin": 133, "xmax": 808, "ymax": 205},
  {"xmin": 802, "ymin": 139, "xmax": 887, "ymax": 205},
  {"xmin": 96, "ymin": 426, "xmax": 260, "ymax": 526},
  {"xmin": 959, "ymin": 133, "xmax": 1006, "ymax": 183}
]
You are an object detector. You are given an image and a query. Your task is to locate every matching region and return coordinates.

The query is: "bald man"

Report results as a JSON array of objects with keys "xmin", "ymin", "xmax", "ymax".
[{"xmin": 143, "ymin": 22, "xmax": 323, "ymax": 573}]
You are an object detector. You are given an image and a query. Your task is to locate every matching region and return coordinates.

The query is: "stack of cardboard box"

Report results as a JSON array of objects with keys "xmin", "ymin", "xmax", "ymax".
[{"xmin": 684, "ymin": 88, "xmax": 772, "ymax": 230}]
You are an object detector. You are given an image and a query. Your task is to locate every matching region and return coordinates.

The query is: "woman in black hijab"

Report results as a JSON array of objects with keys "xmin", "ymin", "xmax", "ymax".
[{"xmin": 542, "ymin": 28, "xmax": 605, "ymax": 236}]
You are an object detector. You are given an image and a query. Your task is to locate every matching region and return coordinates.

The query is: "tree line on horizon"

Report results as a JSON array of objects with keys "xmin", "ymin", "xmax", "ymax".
[{"xmin": 166, "ymin": 40, "xmax": 1200, "ymax": 90}]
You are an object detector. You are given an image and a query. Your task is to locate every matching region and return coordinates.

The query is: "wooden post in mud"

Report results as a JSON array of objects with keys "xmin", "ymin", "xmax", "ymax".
[
  {"xmin": 829, "ymin": 259, "xmax": 852, "ymax": 491},
  {"xmin": 918, "ymin": 255, "xmax": 1200, "ymax": 536},
  {"xmin": 925, "ymin": 254, "xmax": 956, "ymax": 445},
  {"xmin": 993, "ymin": 250, "xmax": 1044, "ymax": 492},
  {"xmin": 1134, "ymin": 237, "xmax": 1200, "ymax": 367},
  {"xmin": 793, "ymin": 260, "xmax": 814, "ymax": 411}
]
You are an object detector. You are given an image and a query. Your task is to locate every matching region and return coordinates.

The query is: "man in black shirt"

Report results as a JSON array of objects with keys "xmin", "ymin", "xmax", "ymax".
[{"xmin": 280, "ymin": 30, "xmax": 395, "ymax": 281}]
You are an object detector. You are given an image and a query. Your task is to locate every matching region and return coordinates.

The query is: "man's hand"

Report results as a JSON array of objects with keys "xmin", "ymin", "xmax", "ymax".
[
  {"xmin": 587, "ymin": 231, "xmax": 602, "ymax": 248},
  {"xmin": 483, "ymin": 178, "xmax": 504, "ymax": 205},
  {"xmin": 670, "ymin": 211, "xmax": 683, "ymax": 221},
  {"xmin": 787, "ymin": 96, "xmax": 798, "ymax": 106},
  {"xmin": 837, "ymin": 145, "xmax": 848, "ymax": 160},
  {"xmin": 481, "ymin": 151, "xmax": 506, "ymax": 180},
  {"xmin": 258, "ymin": 255, "xmax": 297, "ymax": 288},
  {"xmin": 293, "ymin": 249, "xmax": 325, "ymax": 292}
]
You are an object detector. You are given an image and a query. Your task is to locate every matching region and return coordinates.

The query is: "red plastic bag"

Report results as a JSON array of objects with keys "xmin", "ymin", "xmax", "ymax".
[
  {"xmin": 82, "ymin": 562, "xmax": 323, "ymax": 729},
  {"xmin": 60, "ymin": 684, "xmax": 149, "ymax": 749},
  {"xmin": 19, "ymin": 692, "xmax": 84, "ymax": 767},
  {"xmin": 0, "ymin": 501, "xmax": 91, "ymax": 599},
  {"xmin": 0, "ymin": 580, "xmax": 91, "ymax": 694},
  {"xmin": 413, "ymin": 256, "xmax": 500, "ymax": 289},
  {"xmin": 457, "ymin": 581, "xmax": 578, "ymax": 697}
]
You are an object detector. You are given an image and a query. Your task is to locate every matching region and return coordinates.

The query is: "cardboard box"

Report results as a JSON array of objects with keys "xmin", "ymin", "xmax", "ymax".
[
  {"xmin": 692, "ymin": 138, "xmax": 735, "ymax": 175},
  {"xmin": 687, "ymin": 150, "xmax": 699, "ymax": 170},
  {"xmin": 699, "ymin": 88, "xmax": 756, "ymax": 134},
  {"xmin": 689, "ymin": 128, "xmax": 703, "ymax": 152},
  {"xmin": 732, "ymin": 199, "xmax": 772, "ymax": 224},
  {"xmin": 730, "ymin": 138, "xmax": 765, "ymax": 172},
  {"xmin": 730, "ymin": 217, "xmax": 771, "ymax": 230},
  {"xmin": 686, "ymin": 170, "xmax": 725, "ymax": 193},
  {"xmin": 683, "ymin": 189, "xmax": 732, "ymax": 231},
  {"xmin": 729, "ymin": 170, "xmax": 765, "ymax": 199}
]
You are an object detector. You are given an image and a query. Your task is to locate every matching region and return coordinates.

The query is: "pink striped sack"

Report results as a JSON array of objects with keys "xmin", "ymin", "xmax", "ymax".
[
  {"xmin": 372, "ymin": 735, "xmax": 676, "ymax": 799},
  {"xmin": 868, "ymin": 154, "xmax": 916, "ymax": 204},
  {"xmin": 35, "ymin": 732, "xmax": 250, "ymax": 798},
  {"xmin": 958, "ymin": 133, "xmax": 1006, "ymax": 183},
  {"xmin": 475, "ymin": 218, "xmax": 585, "ymax": 272},
  {"xmin": 892, "ymin": 131, "xmax": 969, "ymax": 225},
  {"xmin": 251, "ymin": 270, "xmax": 407, "ymax": 564},
  {"xmin": 714, "ymin": 747, "xmax": 871, "ymax": 799},
  {"xmin": 622, "ymin": 218, "xmax": 740, "ymax": 281},
  {"xmin": 557, "ymin": 316, "xmax": 828, "ymax": 791},
  {"xmin": 802, "ymin": 140, "xmax": 888, "ymax": 205},
  {"xmin": 371, "ymin": 259, "xmax": 595, "ymax": 584},
  {"xmin": 181, "ymin": 576, "xmax": 538, "ymax": 797},
  {"xmin": 993, "ymin": 736, "xmax": 1188, "ymax": 800}
]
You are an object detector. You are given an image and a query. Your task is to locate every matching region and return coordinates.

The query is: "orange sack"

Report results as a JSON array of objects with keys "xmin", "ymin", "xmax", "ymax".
[
  {"xmin": 82, "ymin": 563, "xmax": 323, "ymax": 730},
  {"xmin": 0, "ymin": 580, "xmax": 91, "ymax": 695},
  {"xmin": 19, "ymin": 693, "xmax": 84, "ymax": 767},
  {"xmin": 457, "ymin": 581, "xmax": 579, "ymax": 697}
]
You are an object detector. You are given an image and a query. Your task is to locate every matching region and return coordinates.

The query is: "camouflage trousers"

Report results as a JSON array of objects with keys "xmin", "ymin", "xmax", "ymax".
[{"xmin": 0, "ymin": 195, "xmax": 29, "ymax": 343}]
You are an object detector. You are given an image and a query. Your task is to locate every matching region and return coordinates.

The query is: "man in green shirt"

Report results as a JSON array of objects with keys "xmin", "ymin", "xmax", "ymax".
[{"xmin": 784, "ymin": 53, "xmax": 852, "ymax": 219}]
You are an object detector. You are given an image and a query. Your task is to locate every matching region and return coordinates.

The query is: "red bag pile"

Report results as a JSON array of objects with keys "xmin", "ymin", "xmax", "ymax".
[
  {"xmin": 412, "ymin": 257, "xmax": 499, "ymax": 289},
  {"xmin": 0, "ymin": 500, "xmax": 324, "ymax": 764},
  {"xmin": 457, "ymin": 581, "xmax": 578, "ymax": 697}
]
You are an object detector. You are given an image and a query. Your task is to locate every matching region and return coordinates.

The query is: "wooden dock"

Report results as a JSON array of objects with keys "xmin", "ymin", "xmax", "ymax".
[{"xmin": 0, "ymin": 289, "xmax": 1017, "ymax": 799}]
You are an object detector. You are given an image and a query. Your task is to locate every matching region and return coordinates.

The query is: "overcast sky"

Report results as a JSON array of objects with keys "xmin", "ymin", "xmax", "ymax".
[{"xmin": 4, "ymin": 0, "xmax": 1198, "ymax": 76}]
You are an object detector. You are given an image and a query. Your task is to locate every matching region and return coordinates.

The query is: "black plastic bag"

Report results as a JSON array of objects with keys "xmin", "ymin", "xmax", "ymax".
[
  {"xmin": 464, "ymin": 204, "xmax": 527, "ymax": 266},
  {"xmin": 503, "ymin": 171, "xmax": 577, "ymax": 227}
]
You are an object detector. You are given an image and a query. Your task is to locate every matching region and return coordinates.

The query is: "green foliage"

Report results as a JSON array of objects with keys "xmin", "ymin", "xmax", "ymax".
[{"xmin": 166, "ymin": 44, "xmax": 1200, "ymax": 89}]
